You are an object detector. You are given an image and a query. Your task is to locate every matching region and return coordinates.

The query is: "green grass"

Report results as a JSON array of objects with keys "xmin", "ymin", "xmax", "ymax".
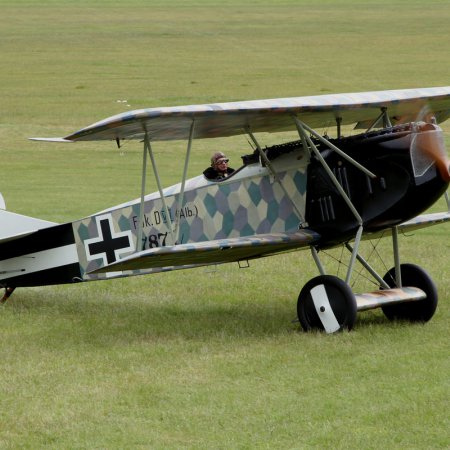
[{"xmin": 1, "ymin": 1, "xmax": 450, "ymax": 448}]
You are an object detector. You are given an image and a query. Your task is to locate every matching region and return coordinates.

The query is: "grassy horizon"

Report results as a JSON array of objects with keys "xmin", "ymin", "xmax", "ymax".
[{"xmin": 1, "ymin": 1, "xmax": 449, "ymax": 448}]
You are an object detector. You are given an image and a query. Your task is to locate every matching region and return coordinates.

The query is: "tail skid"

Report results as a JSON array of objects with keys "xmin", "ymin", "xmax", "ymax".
[{"xmin": 1, "ymin": 286, "xmax": 15, "ymax": 303}]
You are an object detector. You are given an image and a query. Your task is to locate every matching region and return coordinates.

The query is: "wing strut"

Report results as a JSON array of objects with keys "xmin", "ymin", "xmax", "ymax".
[
  {"xmin": 136, "ymin": 122, "xmax": 195, "ymax": 250},
  {"xmin": 145, "ymin": 134, "xmax": 176, "ymax": 246},
  {"xmin": 173, "ymin": 119, "xmax": 195, "ymax": 244},
  {"xmin": 293, "ymin": 117, "xmax": 366, "ymax": 283},
  {"xmin": 136, "ymin": 131, "xmax": 176, "ymax": 252},
  {"xmin": 336, "ymin": 117, "xmax": 342, "ymax": 139},
  {"xmin": 293, "ymin": 118, "xmax": 363, "ymax": 226},
  {"xmin": 137, "ymin": 132, "xmax": 149, "ymax": 251},
  {"xmin": 245, "ymin": 126, "xmax": 307, "ymax": 226},
  {"xmin": 367, "ymin": 107, "xmax": 392, "ymax": 132},
  {"xmin": 293, "ymin": 117, "xmax": 377, "ymax": 179}
]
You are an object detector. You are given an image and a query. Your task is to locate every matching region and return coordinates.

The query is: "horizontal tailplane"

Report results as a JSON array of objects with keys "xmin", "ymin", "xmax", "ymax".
[{"xmin": 0, "ymin": 209, "xmax": 57, "ymax": 244}]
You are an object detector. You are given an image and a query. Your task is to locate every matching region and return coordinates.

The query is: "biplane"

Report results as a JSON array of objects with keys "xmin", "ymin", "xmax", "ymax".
[{"xmin": 1, "ymin": 87, "xmax": 450, "ymax": 333}]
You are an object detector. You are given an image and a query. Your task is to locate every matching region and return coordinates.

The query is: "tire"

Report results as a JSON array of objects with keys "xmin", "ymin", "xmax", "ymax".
[
  {"xmin": 297, "ymin": 275, "xmax": 357, "ymax": 333},
  {"xmin": 381, "ymin": 263, "xmax": 438, "ymax": 322}
]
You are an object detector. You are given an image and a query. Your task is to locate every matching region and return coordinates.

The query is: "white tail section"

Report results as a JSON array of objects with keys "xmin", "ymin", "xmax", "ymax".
[
  {"xmin": 0, "ymin": 209, "xmax": 57, "ymax": 244},
  {"xmin": 0, "ymin": 193, "xmax": 5, "ymax": 210}
]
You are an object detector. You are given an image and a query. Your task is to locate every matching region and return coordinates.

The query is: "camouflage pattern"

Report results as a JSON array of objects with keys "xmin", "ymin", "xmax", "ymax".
[
  {"xmin": 90, "ymin": 229, "xmax": 320, "ymax": 275},
  {"xmin": 60, "ymin": 87, "xmax": 450, "ymax": 143},
  {"xmin": 72, "ymin": 151, "xmax": 309, "ymax": 280}
]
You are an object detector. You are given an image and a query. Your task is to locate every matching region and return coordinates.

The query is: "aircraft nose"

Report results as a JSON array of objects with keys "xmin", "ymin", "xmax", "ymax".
[
  {"xmin": 439, "ymin": 158, "xmax": 450, "ymax": 182},
  {"xmin": 434, "ymin": 151, "xmax": 450, "ymax": 182},
  {"xmin": 435, "ymin": 158, "xmax": 450, "ymax": 183},
  {"xmin": 412, "ymin": 124, "xmax": 450, "ymax": 183}
]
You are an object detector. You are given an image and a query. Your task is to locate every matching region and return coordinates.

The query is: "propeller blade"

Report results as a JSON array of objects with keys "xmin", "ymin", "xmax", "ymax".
[{"xmin": 411, "ymin": 123, "xmax": 450, "ymax": 182}]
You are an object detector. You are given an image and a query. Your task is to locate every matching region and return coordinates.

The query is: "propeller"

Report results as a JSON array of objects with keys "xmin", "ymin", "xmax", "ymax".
[{"xmin": 407, "ymin": 104, "xmax": 450, "ymax": 183}]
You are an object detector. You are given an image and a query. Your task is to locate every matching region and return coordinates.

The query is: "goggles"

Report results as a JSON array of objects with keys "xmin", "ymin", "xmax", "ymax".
[{"xmin": 216, "ymin": 158, "xmax": 229, "ymax": 164}]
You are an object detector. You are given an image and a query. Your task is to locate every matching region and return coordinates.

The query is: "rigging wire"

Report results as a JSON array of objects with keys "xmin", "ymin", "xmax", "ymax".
[{"xmin": 321, "ymin": 232, "xmax": 390, "ymax": 290}]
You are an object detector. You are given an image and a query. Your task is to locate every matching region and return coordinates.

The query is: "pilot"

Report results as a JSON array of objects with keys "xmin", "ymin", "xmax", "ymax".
[{"xmin": 203, "ymin": 152, "xmax": 235, "ymax": 180}]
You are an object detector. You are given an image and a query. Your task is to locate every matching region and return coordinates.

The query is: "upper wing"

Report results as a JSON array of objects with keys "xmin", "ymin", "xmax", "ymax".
[
  {"xmin": 33, "ymin": 87, "xmax": 450, "ymax": 143},
  {"xmin": 89, "ymin": 230, "xmax": 320, "ymax": 274}
]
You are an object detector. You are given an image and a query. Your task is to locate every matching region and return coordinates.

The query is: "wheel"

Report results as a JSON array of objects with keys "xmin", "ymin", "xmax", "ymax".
[
  {"xmin": 381, "ymin": 264, "xmax": 438, "ymax": 322},
  {"xmin": 297, "ymin": 275, "xmax": 357, "ymax": 333}
]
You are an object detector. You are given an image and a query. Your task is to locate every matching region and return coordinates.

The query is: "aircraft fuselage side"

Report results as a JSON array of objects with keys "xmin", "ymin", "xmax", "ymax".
[
  {"xmin": 73, "ymin": 148, "xmax": 309, "ymax": 280},
  {"xmin": 0, "ymin": 122, "xmax": 447, "ymax": 287}
]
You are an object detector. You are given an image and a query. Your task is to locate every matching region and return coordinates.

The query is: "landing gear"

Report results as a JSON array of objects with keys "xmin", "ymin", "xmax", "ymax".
[
  {"xmin": 297, "ymin": 275, "xmax": 357, "ymax": 333},
  {"xmin": 293, "ymin": 117, "xmax": 443, "ymax": 332},
  {"xmin": 381, "ymin": 264, "xmax": 438, "ymax": 322}
]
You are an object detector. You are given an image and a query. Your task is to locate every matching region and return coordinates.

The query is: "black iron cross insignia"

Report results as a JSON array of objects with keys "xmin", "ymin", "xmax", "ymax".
[{"xmin": 84, "ymin": 214, "xmax": 134, "ymax": 266}]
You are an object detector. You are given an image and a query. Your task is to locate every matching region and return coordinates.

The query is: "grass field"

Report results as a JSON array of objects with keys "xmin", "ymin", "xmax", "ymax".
[{"xmin": 1, "ymin": 0, "xmax": 450, "ymax": 448}]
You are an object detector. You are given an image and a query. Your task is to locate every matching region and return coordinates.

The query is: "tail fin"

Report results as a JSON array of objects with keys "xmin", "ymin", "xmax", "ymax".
[{"xmin": 0, "ymin": 193, "xmax": 5, "ymax": 210}]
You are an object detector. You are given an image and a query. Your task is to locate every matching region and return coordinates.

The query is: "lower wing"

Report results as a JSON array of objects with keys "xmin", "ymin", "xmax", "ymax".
[
  {"xmin": 398, "ymin": 211, "xmax": 450, "ymax": 233},
  {"xmin": 361, "ymin": 210, "xmax": 450, "ymax": 241},
  {"xmin": 88, "ymin": 211, "xmax": 449, "ymax": 275},
  {"xmin": 89, "ymin": 230, "xmax": 321, "ymax": 274}
]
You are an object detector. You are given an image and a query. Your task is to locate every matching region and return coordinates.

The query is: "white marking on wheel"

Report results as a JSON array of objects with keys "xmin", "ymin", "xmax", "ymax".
[{"xmin": 311, "ymin": 284, "xmax": 341, "ymax": 333}]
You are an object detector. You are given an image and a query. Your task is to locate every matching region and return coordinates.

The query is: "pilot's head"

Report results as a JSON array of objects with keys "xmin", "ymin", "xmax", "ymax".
[{"xmin": 211, "ymin": 152, "xmax": 229, "ymax": 171}]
